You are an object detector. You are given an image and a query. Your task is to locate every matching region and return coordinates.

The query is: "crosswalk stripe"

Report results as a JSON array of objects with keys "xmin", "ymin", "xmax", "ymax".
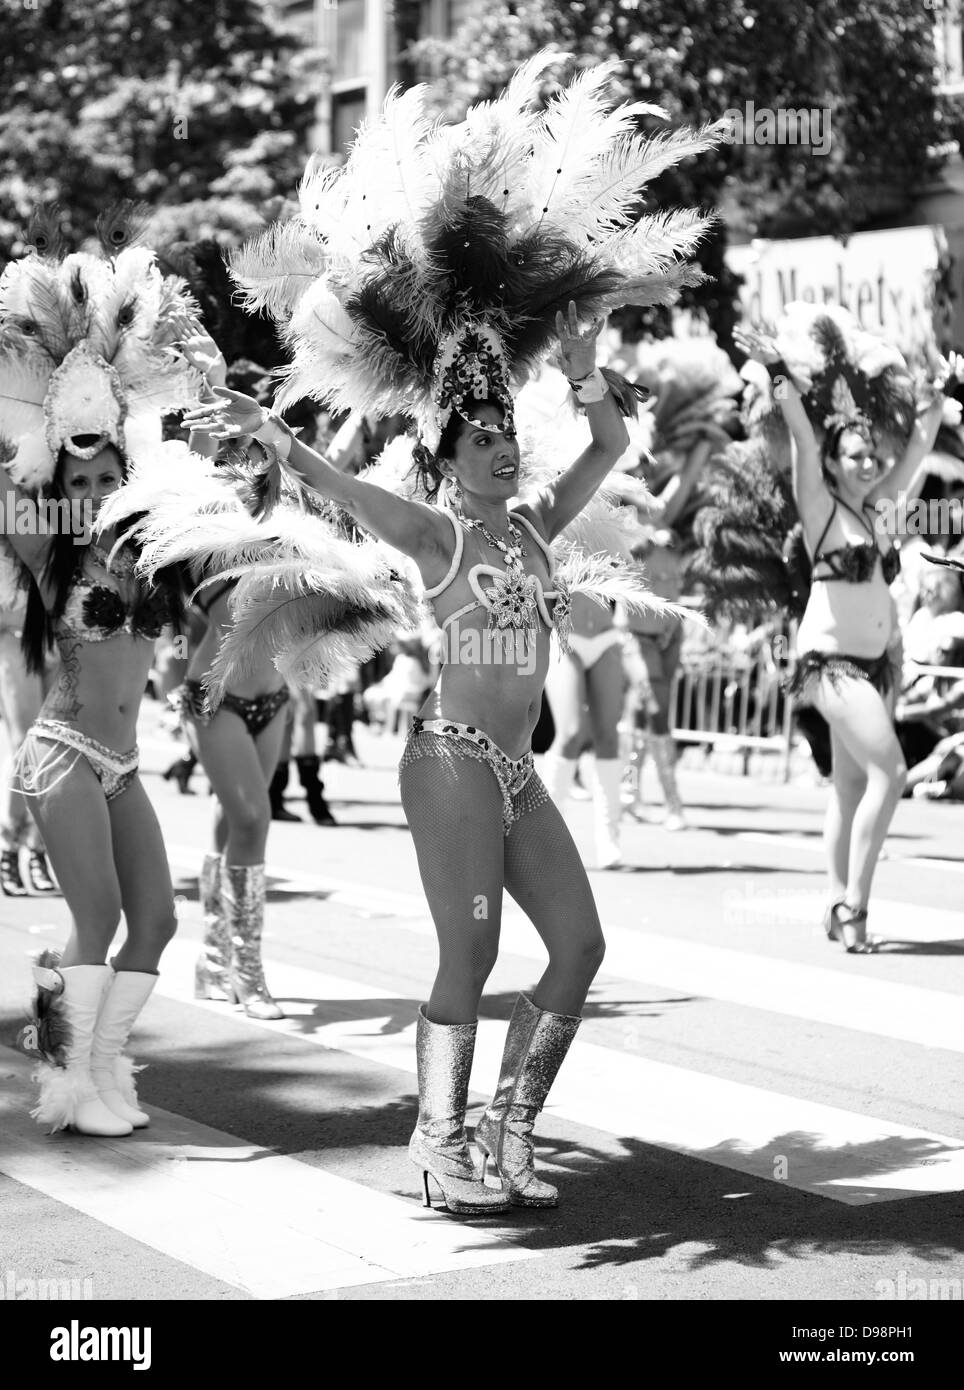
[
  {"xmin": 166, "ymin": 846, "xmax": 964, "ymax": 1054},
  {"xmin": 0, "ymin": 1054, "xmax": 533, "ymax": 1298},
  {"xmin": 149, "ymin": 938, "xmax": 964, "ymax": 1205}
]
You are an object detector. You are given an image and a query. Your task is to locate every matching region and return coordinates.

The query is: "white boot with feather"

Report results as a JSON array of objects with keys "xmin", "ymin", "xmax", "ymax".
[
  {"xmin": 30, "ymin": 964, "xmax": 133, "ymax": 1137},
  {"xmin": 90, "ymin": 970, "xmax": 157, "ymax": 1129}
]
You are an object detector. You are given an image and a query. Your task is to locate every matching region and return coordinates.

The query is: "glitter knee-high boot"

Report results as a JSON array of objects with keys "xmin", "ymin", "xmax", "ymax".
[
  {"xmin": 408, "ymin": 1006, "xmax": 511, "ymax": 1215},
  {"xmin": 222, "ymin": 862, "xmax": 284, "ymax": 1020},
  {"xmin": 194, "ymin": 853, "xmax": 232, "ymax": 1001},
  {"xmin": 475, "ymin": 992, "xmax": 581, "ymax": 1207}
]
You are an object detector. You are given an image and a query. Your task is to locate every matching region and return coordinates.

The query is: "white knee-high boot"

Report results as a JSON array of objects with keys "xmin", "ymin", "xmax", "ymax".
[
  {"xmin": 30, "ymin": 962, "xmax": 133, "ymax": 1136},
  {"xmin": 541, "ymin": 751, "xmax": 578, "ymax": 817},
  {"xmin": 90, "ymin": 970, "xmax": 158, "ymax": 1128},
  {"xmin": 592, "ymin": 758, "xmax": 624, "ymax": 868}
]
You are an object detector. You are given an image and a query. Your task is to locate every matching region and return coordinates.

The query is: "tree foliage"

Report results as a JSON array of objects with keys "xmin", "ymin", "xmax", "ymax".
[
  {"xmin": 404, "ymin": 0, "xmax": 941, "ymax": 346},
  {"xmin": 0, "ymin": 0, "xmax": 325, "ymax": 256}
]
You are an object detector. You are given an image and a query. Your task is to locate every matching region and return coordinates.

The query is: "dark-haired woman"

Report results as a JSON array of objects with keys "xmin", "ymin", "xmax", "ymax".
[
  {"xmin": 174, "ymin": 326, "xmax": 295, "ymax": 1021},
  {"xmin": 735, "ymin": 325, "xmax": 952, "ymax": 951},
  {"xmin": 0, "ymin": 597, "xmax": 59, "ymax": 895},
  {"xmin": 8, "ymin": 443, "xmax": 183, "ymax": 1135},
  {"xmin": 183, "ymin": 304, "xmax": 627, "ymax": 1214}
]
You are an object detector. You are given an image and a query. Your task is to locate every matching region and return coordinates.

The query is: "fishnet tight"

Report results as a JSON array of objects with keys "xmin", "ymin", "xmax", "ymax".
[{"xmin": 399, "ymin": 735, "xmax": 604, "ymax": 1022}]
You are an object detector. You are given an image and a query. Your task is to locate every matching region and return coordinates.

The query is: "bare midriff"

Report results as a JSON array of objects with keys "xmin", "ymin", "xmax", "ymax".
[
  {"xmin": 188, "ymin": 590, "xmax": 287, "ymax": 700},
  {"xmin": 571, "ymin": 590, "xmax": 613, "ymax": 637},
  {"xmin": 418, "ymin": 617, "xmax": 551, "ymax": 760},
  {"xmin": 797, "ymin": 575, "xmax": 896, "ymax": 659},
  {"xmin": 41, "ymin": 634, "xmax": 154, "ymax": 750}
]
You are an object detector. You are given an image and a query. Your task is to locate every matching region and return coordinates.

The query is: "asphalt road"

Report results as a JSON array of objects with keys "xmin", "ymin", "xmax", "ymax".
[{"xmin": 1, "ymin": 703, "xmax": 962, "ymax": 1318}]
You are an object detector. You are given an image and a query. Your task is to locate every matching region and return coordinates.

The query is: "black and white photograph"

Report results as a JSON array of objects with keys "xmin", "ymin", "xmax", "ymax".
[{"xmin": 0, "ymin": 0, "xmax": 961, "ymax": 1346}]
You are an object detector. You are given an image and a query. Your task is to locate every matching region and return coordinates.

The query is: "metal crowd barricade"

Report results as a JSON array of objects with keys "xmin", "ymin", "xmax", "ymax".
[
  {"xmin": 670, "ymin": 640, "xmax": 797, "ymax": 781},
  {"xmin": 666, "ymin": 627, "xmax": 964, "ymax": 783}
]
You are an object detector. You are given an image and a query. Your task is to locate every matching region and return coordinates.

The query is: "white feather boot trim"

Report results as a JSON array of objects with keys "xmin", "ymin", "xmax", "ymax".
[{"xmin": 30, "ymin": 965, "xmax": 132, "ymax": 1136}]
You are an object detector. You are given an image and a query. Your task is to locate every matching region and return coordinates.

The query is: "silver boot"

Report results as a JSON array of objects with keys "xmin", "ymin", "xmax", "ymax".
[
  {"xmin": 222, "ymin": 862, "xmax": 284, "ymax": 1020},
  {"xmin": 194, "ymin": 853, "xmax": 233, "ymax": 1001},
  {"xmin": 409, "ymin": 1006, "xmax": 511, "ymax": 1215},
  {"xmin": 475, "ymin": 992, "xmax": 581, "ymax": 1207}
]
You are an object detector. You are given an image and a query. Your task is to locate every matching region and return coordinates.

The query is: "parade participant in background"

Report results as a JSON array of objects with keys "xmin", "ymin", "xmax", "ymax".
[
  {"xmin": 0, "ymin": 584, "xmax": 59, "ymax": 895},
  {"xmin": 734, "ymin": 310, "xmax": 958, "ymax": 951},
  {"xmin": 185, "ymin": 53, "xmax": 718, "ymax": 1213},
  {"xmin": 268, "ymin": 680, "xmax": 338, "ymax": 825},
  {"xmin": 0, "ymin": 207, "xmax": 199, "ymax": 1134},
  {"xmin": 618, "ymin": 339, "xmax": 740, "ymax": 828}
]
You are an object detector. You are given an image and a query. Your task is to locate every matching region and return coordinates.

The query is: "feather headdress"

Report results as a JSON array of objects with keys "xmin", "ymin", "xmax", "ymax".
[
  {"xmin": 0, "ymin": 204, "xmax": 202, "ymax": 490},
  {"xmin": 230, "ymin": 52, "xmax": 722, "ymax": 447},
  {"xmin": 750, "ymin": 302, "xmax": 916, "ymax": 451}
]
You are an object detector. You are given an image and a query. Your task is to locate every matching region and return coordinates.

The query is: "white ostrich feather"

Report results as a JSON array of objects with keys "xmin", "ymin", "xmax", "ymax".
[
  {"xmin": 558, "ymin": 549, "xmax": 701, "ymax": 623},
  {"xmin": 230, "ymin": 221, "xmax": 330, "ymax": 320},
  {"xmin": 605, "ymin": 208, "xmax": 717, "ymax": 275},
  {"xmin": 0, "ymin": 356, "xmax": 51, "ymax": 438}
]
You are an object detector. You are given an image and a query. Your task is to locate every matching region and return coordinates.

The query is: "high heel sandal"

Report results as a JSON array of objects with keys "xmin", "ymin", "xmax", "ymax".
[
  {"xmin": 830, "ymin": 903, "xmax": 879, "ymax": 954},
  {"xmin": 823, "ymin": 899, "xmax": 845, "ymax": 941},
  {"xmin": 0, "ymin": 849, "xmax": 28, "ymax": 897},
  {"xmin": 26, "ymin": 850, "xmax": 59, "ymax": 895}
]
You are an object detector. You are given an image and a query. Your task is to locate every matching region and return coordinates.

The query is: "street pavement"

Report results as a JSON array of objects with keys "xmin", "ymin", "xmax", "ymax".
[{"xmin": 1, "ymin": 701, "xmax": 963, "ymax": 1308}]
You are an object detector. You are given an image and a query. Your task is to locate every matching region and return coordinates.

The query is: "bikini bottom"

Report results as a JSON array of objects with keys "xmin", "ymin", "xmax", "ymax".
[
  {"xmin": 566, "ymin": 629, "xmax": 624, "ymax": 670},
  {"xmin": 785, "ymin": 650, "xmax": 896, "ymax": 703},
  {"xmin": 171, "ymin": 680, "xmax": 290, "ymax": 738},
  {"xmin": 14, "ymin": 719, "xmax": 139, "ymax": 804},
  {"xmin": 398, "ymin": 716, "xmax": 550, "ymax": 836}
]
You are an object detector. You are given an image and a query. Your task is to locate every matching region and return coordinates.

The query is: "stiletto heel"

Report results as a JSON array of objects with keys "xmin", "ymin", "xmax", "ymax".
[
  {"xmin": 476, "ymin": 993, "xmax": 581, "ymax": 1208},
  {"xmin": 409, "ymin": 1007, "xmax": 511, "ymax": 1216},
  {"xmin": 831, "ymin": 903, "xmax": 878, "ymax": 954},
  {"xmin": 823, "ymin": 899, "xmax": 844, "ymax": 941}
]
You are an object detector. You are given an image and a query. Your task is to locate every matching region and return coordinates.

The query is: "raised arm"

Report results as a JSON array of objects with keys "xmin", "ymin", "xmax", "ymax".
[
  {"xmin": 869, "ymin": 353, "xmax": 964, "ymax": 506},
  {"xmin": 650, "ymin": 435, "xmax": 715, "ymax": 530},
  {"xmin": 523, "ymin": 303, "xmax": 630, "ymax": 543},
  {"xmin": 180, "ymin": 388, "xmax": 452, "ymax": 573},
  {"xmin": 733, "ymin": 325, "xmax": 825, "ymax": 522},
  {"xmin": 0, "ymin": 479, "xmax": 54, "ymax": 580}
]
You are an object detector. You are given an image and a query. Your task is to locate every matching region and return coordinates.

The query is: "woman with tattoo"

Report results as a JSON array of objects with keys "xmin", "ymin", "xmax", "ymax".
[{"xmin": 0, "ymin": 211, "xmax": 197, "ymax": 1135}]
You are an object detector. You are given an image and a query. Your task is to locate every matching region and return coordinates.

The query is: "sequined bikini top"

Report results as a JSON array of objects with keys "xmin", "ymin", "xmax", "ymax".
[
  {"xmin": 54, "ymin": 546, "xmax": 173, "ymax": 645},
  {"xmin": 811, "ymin": 500, "xmax": 900, "ymax": 587},
  {"xmin": 425, "ymin": 509, "xmax": 571, "ymax": 646}
]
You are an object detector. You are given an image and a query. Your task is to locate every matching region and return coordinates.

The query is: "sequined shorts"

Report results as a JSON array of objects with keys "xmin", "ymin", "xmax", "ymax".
[
  {"xmin": 785, "ymin": 650, "xmax": 897, "ymax": 703},
  {"xmin": 14, "ymin": 719, "xmax": 139, "ymax": 803},
  {"xmin": 171, "ymin": 680, "xmax": 289, "ymax": 738},
  {"xmin": 399, "ymin": 717, "xmax": 550, "ymax": 835}
]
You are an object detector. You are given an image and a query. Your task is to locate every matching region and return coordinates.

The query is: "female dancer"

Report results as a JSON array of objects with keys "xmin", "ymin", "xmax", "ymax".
[
  {"xmin": 0, "ymin": 216, "xmax": 198, "ymax": 1134},
  {"xmin": 734, "ymin": 321, "xmax": 954, "ymax": 951},
  {"xmin": 172, "ymin": 323, "xmax": 294, "ymax": 1019},
  {"xmin": 0, "ymin": 593, "xmax": 59, "ymax": 894},
  {"xmin": 8, "ymin": 442, "xmax": 183, "ymax": 1134},
  {"xmin": 195, "ymin": 54, "xmax": 717, "ymax": 1212},
  {"xmin": 185, "ymin": 306, "xmax": 628, "ymax": 1213},
  {"xmin": 542, "ymin": 592, "xmax": 627, "ymax": 866}
]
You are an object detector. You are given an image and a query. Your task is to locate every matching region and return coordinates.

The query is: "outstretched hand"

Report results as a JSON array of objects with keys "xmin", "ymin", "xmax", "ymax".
[
  {"xmin": 182, "ymin": 386, "xmax": 266, "ymax": 440},
  {"xmin": 168, "ymin": 312, "xmax": 228, "ymax": 394},
  {"xmin": 733, "ymin": 325, "xmax": 782, "ymax": 366},
  {"xmin": 556, "ymin": 300, "xmax": 604, "ymax": 380}
]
